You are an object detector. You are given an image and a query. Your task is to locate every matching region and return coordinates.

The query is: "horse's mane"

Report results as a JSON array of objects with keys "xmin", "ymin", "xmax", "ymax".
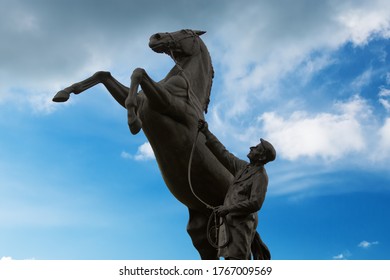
[
  {"xmin": 204, "ymin": 48, "xmax": 214, "ymax": 114},
  {"xmin": 198, "ymin": 37, "xmax": 214, "ymax": 114}
]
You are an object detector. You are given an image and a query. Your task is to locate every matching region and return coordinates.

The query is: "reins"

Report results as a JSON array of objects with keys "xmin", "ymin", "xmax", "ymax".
[
  {"xmin": 167, "ymin": 31, "xmax": 230, "ymax": 249},
  {"xmin": 187, "ymin": 124, "xmax": 230, "ymax": 249}
]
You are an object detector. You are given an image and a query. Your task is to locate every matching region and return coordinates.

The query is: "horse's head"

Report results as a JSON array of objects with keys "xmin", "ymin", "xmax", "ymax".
[
  {"xmin": 149, "ymin": 29, "xmax": 213, "ymax": 114},
  {"xmin": 149, "ymin": 29, "xmax": 206, "ymax": 59}
]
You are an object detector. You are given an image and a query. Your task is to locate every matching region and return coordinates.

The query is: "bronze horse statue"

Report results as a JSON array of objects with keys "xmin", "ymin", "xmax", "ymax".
[{"xmin": 53, "ymin": 29, "xmax": 268, "ymax": 259}]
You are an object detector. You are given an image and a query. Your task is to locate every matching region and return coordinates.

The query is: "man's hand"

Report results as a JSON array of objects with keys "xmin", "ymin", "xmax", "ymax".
[
  {"xmin": 198, "ymin": 119, "xmax": 209, "ymax": 133},
  {"xmin": 214, "ymin": 205, "xmax": 230, "ymax": 217}
]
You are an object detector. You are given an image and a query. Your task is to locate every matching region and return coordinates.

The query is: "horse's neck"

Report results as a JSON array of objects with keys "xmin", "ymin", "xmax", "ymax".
[
  {"xmin": 175, "ymin": 54, "xmax": 210, "ymax": 104},
  {"xmin": 164, "ymin": 64, "xmax": 183, "ymax": 80}
]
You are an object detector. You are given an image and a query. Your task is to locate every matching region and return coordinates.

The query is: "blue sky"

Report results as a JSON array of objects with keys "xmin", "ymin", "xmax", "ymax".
[{"xmin": 1, "ymin": 0, "xmax": 390, "ymax": 260}]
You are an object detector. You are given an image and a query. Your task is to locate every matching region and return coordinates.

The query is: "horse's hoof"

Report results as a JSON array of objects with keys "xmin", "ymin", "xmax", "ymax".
[
  {"xmin": 52, "ymin": 90, "xmax": 70, "ymax": 102},
  {"xmin": 129, "ymin": 118, "xmax": 142, "ymax": 135}
]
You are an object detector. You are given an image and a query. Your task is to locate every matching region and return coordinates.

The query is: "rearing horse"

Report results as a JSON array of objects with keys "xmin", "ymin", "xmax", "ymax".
[{"xmin": 53, "ymin": 29, "xmax": 267, "ymax": 259}]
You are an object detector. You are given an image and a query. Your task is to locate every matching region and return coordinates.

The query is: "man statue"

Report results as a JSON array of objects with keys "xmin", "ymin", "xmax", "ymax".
[{"xmin": 198, "ymin": 120, "xmax": 276, "ymax": 260}]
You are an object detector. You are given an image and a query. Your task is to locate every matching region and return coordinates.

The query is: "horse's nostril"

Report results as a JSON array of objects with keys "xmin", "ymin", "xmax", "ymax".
[{"xmin": 154, "ymin": 33, "xmax": 162, "ymax": 40}]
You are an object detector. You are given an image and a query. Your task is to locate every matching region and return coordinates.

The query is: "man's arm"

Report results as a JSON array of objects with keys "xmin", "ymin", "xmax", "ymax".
[{"xmin": 198, "ymin": 120, "xmax": 246, "ymax": 176}]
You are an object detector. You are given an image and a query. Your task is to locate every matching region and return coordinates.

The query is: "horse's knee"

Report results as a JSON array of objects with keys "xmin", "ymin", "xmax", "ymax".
[
  {"xmin": 131, "ymin": 68, "xmax": 146, "ymax": 83},
  {"xmin": 93, "ymin": 71, "xmax": 110, "ymax": 81}
]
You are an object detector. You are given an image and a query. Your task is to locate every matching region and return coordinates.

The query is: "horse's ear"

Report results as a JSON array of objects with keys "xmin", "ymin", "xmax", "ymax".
[{"xmin": 194, "ymin": 30, "xmax": 206, "ymax": 36}]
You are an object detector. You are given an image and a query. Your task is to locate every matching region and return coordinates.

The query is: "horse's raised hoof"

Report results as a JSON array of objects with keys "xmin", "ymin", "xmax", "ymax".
[
  {"xmin": 52, "ymin": 90, "xmax": 70, "ymax": 102},
  {"xmin": 129, "ymin": 118, "xmax": 142, "ymax": 135}
]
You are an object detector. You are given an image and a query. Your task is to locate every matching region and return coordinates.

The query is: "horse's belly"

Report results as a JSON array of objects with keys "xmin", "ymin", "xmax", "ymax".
[{"xmin": 141, "ymin": 116, "xmax": 232, "ymax": 211}]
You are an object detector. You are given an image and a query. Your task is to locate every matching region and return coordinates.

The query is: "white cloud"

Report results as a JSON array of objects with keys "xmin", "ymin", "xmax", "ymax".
[
  {"xmin": 332, "ymin": 250, "xmax": 351, "ymax": 260},
  {"xmin": 134, "ymin": 142, "xmax": 155, "ymax": 161},
  {"xmin": 379, "ymin": 98, "xmax": 390, "ymax": 112},
  {"xmin": 297, "ymin": 53, "xmax": 336, "ymax": 85},
  {"xmin": 201, "ymin": 1, "xmax": 390, "ymax": 170},
  {"xmin": 260, "ymin": 96, "xmax": 368, "ymax": 161},
  {"xmin": 121, "ymin": 142, "xmax": 155, "ymax": 161},
  {"xmin": 332, "ymin": 250, "xmax": 352, "ymax": 260},
  {"xmin": 333, "ymin": 253, "xmax": 346, "ymax": 259},
  {"xmin": 1, "ymin": 0, "xmax": 390, "ymax": 117},
  {"xmin": 120, "ymin": 151, "xmax": 133, "ymax": 160},
  {"xmin": 380, "ymin": 88, "xmax": 390, "ymax": 97},
  {"xmin": 374, "ymin": 118, "xmax": 390, "ymax": 160},
  {"xmin": 28, "ymin": 91, "xmax": 59, "ymax": 115},
  {"xmin": 336, "ymin": 3, "xmax": 390, "ymax": 45},
  {"xmin": 379, "ymin": 118, "xmax": 390, "ymax": 144},
  {"xmin": 379, "ymin": 87, "xmax": 390, "ymax": 112},
  {"xmin": 0, "ymin": 1, "xmax": 389, "ymax": 169},
  {"xmin": 351, "ymin": 68, "xmax": 373, "ymax": 92},
  {"xmin": 358, "ymin": 240, "xmax": 379, "ymax": 248},
  {"xmin": 210, "ymin": 0, "xmax": 390, "ymax": 119},
  {"xmin": 386, "ymin": 72, "xmax": 390, "ymax": 84}
]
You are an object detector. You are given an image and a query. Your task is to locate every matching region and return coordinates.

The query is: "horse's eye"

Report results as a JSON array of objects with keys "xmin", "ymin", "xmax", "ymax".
[{"xmin": 153, "ymin": 33, "xmax": 162, "ymax": 40}]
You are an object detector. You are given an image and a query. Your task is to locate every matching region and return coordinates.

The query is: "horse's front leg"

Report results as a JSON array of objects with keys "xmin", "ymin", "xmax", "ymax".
[
  {"xmin": 125, "ymin": 68, "xmax": 144, "ymax": 135},
  {"xmin": 125, "ymin": 68, "xmax": 174, "ymax": 135},
  {"xmin": 52, "ymin": 71, "xmax": 129, "ymax": 108}
]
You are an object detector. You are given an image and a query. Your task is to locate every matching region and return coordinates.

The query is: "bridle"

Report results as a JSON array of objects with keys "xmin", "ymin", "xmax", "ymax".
[
  {"xmin": 166, "ymin": 29, "xmax": 198, "ymax": 45},
  {"xmin": 165, "ymin": 30, "xmax": 199, "ymax": 67}
]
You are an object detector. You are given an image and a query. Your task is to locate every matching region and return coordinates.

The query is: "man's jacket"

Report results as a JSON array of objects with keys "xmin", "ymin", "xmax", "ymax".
[{"xmin": 204, "ymin": 132, "xmax": 268, "ymax": 215}]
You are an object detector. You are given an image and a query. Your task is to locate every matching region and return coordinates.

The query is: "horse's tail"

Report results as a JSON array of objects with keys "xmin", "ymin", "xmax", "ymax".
[{"xmin": 251, "ymin": 231, "xmax": 271, "ymax": 260}]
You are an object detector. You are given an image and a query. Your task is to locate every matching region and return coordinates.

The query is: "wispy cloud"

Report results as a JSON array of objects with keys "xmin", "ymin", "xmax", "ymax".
[
  {"xmin": 1, "ymin": 256, "xmax": 12, "ymax": 261},
  {"xmin": 333, "ymin": 253, "xmax": 346, "ymax": 260},
  {"xmin": 333, "ymin": 241, "xmax": 380, "ymax": 260},
  {"xmin": 332, "ymin": 240, "xmax": 380, "ymax": 260},
  {"xmin": 375, "ymin": 118, "xmax": 390, "ymax": 161},
  {"xmin": 379, "ymin": 87, "xmax": 390, "ymax": 112},
  {"xmin": 28, "ymin": 91, "xmax": 59, "ymax": 115},
  {"xmin": 120, "ymin": 151, "xmax": 132, "ymax": 159},
  {"xmin": 386, "ymin": 72, "xmax": 390, "ymax": 84},
  {"xmin": 351, "ymin": 68, "xmax": 373, "ymax": 92},
  {"xmin": 332, "ymin": 250, "xmax": 351, "ymax": 260},
  {"xmin": 358, "ymin": 240, "xmax": 379, "ymax": 249},
  {"xmin": 121, "ymin": 142, "xmax": 155, "ymax": 161}
]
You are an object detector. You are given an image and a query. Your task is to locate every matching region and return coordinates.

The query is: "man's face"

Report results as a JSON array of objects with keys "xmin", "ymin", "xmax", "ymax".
[{"xmin": 247, "ymin": 142, "xmax": 265, "ymax": 163}]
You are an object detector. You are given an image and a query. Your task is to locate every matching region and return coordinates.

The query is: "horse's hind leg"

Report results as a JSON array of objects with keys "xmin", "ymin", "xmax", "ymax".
[
  {"xmin": 53, "ymin": 71, "xmax": 129, "ymax": 108},
  {"xmin": 187, "ymin": 208, "xmax": 219, "ymax": 260}
]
